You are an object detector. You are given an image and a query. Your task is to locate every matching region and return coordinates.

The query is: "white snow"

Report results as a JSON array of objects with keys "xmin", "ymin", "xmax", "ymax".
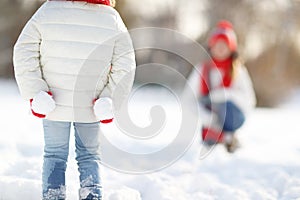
[{"xmin": 0, "ymin": 79, "xmax": 300, "ymax": 200}]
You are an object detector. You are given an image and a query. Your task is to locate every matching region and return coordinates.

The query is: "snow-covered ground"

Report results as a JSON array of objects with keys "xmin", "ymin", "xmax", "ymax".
[{"xmin": 0, "ymin": 79, "xmax": 300, "ymax": 200}]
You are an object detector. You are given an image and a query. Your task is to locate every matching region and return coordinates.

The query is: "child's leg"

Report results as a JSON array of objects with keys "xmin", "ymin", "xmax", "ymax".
[
  {"xmin": 217, "ymin": 101, "xmax": 245, "ymax": 132},
  {"xmin": 74, "ymin": 122, "xmax": 102, "ymax": 200},
  {"xmin": 42, "ymin": 119, "xmax": 71, "ymax": 200}
]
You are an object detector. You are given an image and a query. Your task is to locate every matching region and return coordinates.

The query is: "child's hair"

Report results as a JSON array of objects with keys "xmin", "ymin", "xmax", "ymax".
[
  {"xmin": 231, "ymin": 55, "xmax": 242, "ymax": 80},
  {"xmin": 110, "ymin": 0, "xmax": 116, "ymax": 7}
]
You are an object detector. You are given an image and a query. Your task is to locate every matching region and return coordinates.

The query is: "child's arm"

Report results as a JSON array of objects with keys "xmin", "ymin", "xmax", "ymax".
[
  {"xmin": 13, "ymin": 11, "xmax": 49, "ymax": 100},
  {"xmin": 99, "ymin": 12, "xmax": 136, "ymax": 109}
]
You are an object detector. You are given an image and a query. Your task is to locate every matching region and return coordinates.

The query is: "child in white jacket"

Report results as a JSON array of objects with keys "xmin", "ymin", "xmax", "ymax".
[
  {"xmin": 13, "ymin": 0, "xmax": 136, "ymax": 199},
  {"xmin": 187, "ymin": 20, "xmax": 256, "ymax": 153}
]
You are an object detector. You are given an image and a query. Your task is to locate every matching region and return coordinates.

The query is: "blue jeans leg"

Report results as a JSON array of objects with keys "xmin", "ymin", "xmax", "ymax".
[
  {"xmin": 218, "ymin": 101, "xmax": 246, "ymax": 132},
  {"xmin": 42, "ymin": 120, "xmax": 71, "ymax": 200},
  {"xmin": 74, "ymin": 122, "xmax": 102, "ymax": 200}
]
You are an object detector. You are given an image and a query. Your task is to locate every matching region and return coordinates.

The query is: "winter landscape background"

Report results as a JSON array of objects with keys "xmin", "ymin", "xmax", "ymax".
[
  {"xmin": 2, "ymin": 0, "xmax": 300, "ymax": 106},
  {"xmin": 1, "ymin": 0, "xmax": 300, "ymax": 199}
]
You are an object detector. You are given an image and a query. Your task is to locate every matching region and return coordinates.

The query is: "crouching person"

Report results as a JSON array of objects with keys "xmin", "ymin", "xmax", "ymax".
[{"xmin": 188, "ymin": 20, "xmax": 256, "ymax": 153}]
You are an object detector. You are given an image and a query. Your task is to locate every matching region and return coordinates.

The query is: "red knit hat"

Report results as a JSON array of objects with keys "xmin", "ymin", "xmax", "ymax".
[{"xmin": 208, "ymin": 20, "xmax": 237, "ymax": 52}]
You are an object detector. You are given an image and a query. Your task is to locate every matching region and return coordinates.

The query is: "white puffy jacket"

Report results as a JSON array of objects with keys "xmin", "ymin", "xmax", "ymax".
[
  {"xmin": 13, "ymin": 1, "xmax": 136, "ymax": 122},
  {"xmin": 185, "ymin": 63, "xmax": 256, "ymax": 127}
]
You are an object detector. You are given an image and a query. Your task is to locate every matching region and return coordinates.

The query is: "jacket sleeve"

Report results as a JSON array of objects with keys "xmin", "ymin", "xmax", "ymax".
[
  {"xmin": 228, "ymin": 66, "xmax": 256, "ymax": 114},
  {"xmin": 13, "ymin": 9, "xmax": 49, "ymax": 100},
  {"xmin": 100, "ymin": 12, "xmax": 136, "ymax": 109}
]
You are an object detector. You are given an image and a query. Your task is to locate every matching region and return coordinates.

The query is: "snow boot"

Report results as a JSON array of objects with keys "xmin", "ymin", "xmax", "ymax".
[{"xmin": 224, "ymin": 133, "xmax": 240, "ymax": 153}]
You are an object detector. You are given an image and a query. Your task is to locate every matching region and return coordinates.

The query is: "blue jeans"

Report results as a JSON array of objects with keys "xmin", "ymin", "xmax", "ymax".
[
  {"xmin": 201, "ymin": 97, "xmax": 245, "ymax": 132},
  {"xmin": 42, "ymin": 120, "xmax": 102, "ymax": 200},
  {"xmin": 217, "ymin": 101, "xmax": 245, "ymax": 132}
]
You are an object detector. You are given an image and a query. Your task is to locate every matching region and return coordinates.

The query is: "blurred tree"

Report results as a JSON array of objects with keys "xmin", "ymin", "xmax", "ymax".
[
  {"xmin": 2, "ymin": 0, "xmax": 299, "ymax": 106},
  {"xmin": 114, "ymin": 0, "xmax": 137, "ymax": 28},
  {"xmin": 0, "ymin": 0, "xmax": 42, "ymax": 78},
  {"xmin": 203, "ymin": 0, "xmax": 300, "ymax": 106},
  {"xmin": 111, "ymin": 0, "xmax": 300, "ymax": 106}
]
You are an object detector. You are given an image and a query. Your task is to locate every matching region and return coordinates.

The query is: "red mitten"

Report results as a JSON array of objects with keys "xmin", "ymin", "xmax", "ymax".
[
  {"xmin": 93, "ymin": 97, "xmax": 114, "ymax": 124},
  {"xmin": 202, "ymin": 127, "xmax": 224, "ymax": 145},
  {"xmin": 30, "ymin": 91, "xmax": 56, "ymax": 118}
]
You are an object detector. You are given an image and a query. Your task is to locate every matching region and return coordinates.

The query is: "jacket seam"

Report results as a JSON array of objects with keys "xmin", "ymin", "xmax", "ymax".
[
  {"xmin": 40, "ymin": 22, "xmax": 118, "ymax": 32},
  {"xmin": 42, "ymin": 56, "xmax": 108, "ymax": 62},
  {"xmin": 42, "ymin": 39, "xmax": 114, "ymax": 46},
  {"xmin": 42, "ymin": 70, "xmax": 102, "ymax": 77}
]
